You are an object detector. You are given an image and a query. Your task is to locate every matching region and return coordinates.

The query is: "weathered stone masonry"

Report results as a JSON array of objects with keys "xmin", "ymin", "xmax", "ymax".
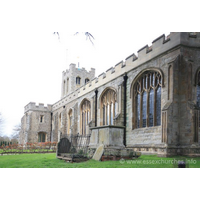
[{"xmin": 20, "ymin": 32, "xmax": 200, "ymax": 156}]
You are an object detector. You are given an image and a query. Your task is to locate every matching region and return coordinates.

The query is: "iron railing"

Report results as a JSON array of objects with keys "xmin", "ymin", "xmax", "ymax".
[{"xmin": 57, "ymin": 134, "xmax": 91, "ymax": 157}]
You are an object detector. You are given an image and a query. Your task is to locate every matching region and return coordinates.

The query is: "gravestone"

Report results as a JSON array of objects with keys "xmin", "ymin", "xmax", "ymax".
[
  {"xmin": 92, "ymin": 144, "xmax": 104, "ymax": 161},
  {"xmin": 57, "ymin": 137, "xmax": 71, "ymax": 154}
]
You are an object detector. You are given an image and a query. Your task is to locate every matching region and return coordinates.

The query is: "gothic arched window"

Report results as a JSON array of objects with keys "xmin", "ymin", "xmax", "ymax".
[
  {"xmin": 80, "ymin": 99, "xmax": 91, "ymax": 135},
  {"xmin": 101, "ymin": 89, "xmax": 117, "ymax": 126},
  {"xmin": 133, "ymin": 71, "xmax": 162, "ymax": 129}
]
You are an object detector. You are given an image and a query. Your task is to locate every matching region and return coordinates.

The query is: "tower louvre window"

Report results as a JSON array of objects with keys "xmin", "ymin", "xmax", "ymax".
[
  {"xmin": 76, "ymin": 77, "xmax": 81, "ymax": 84},
  {"xmin": 40, "ymin": 115, "xmax": 44, "ymax": 123},
  {"xmin": 85, "ymin": 78, "xmax": 89, "ymax": 84}
]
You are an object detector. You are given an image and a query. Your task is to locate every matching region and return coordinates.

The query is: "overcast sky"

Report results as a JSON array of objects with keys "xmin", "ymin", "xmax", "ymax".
[{"xmin": 0, "ymin": 0, "xmax": 198, "ymax": 136}]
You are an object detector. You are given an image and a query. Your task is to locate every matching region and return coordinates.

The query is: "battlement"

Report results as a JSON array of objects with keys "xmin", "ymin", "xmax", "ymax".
[
  {"xmin": 62, "ymin": 63, "xmax": 95, "ymax": 76},
  {"xmin": 24, "ymin": 102, "xmax": 52, "ymax": 113},
  {"xmin": 61, "ymin": 62, "xmax": 96, "ymax": 98},
  {"xmin": 52, "ymin": 32, "xmax": 200, "ymax": 111}
]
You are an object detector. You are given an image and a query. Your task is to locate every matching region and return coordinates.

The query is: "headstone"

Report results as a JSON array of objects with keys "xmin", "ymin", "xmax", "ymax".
[
  {"xmin": 92, "ymin": 144, "xmax": 104, "ymax": 161},
  {"xmin": 57, "ymin": 137, "xmax": 71, "ymax": 154}
]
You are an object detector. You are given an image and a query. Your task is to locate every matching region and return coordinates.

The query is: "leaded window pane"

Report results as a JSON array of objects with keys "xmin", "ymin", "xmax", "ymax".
[
  {"xmin": 81, "ymin": 99, "xmax": 91, "ymax": 134},
  {"xmin": 137, "ymin": 93, "xmax": 140, "ymax": 128},
  {"xmin": 142, "ymin": 91, "xmax": 147, "ymax": 127},
  {"xmin": 111, "ymin": 103, "xmax": 113, "ymax": 125},
  {"xmin": 156, "ymin": 86, "xmax": 161, "ymax": 126},
  {"xmin": 101, "ymin": 89, "xmax": 117, "ymax": 126},
  {"xmin": 82, "ymin": 112, "xmax": 84, "ymax": 134},
  {"xmin": 42, "ymin": 133, "xmax": 45, "ymax": 142},
  {"xmin": 134, "ymin": 70, "xmax": 162, "ymax": 129},
  {"xmin": 197, "ymin": 85, "xmax": 200, "ymax": 107},
  {"xmin": 149, "ymin": 89, "xmax": 154, "ymax": 127},
  {"xmin": 38, "ymin": 133, "xmax": 45, "ymax": 142},
  {"xmin": 152, "ymin": 73, "xmax": 155, "ymax": 87},
  {"xmin": 103, "ymin": 105, "xmax": 105, "ymax": 125},
  {"xmin": 38, "ymin": 134, "xmax": 41, "ymax": 142},
  {"xmin": 107, "ymin": 105, "xmax": 109, "ymax": 125}
]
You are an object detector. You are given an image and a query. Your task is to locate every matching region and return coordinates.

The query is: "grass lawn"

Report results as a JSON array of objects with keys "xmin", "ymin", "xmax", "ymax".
[{"xmin": 0, "ymin": 153, "xmax": 200, "ymax": 168}]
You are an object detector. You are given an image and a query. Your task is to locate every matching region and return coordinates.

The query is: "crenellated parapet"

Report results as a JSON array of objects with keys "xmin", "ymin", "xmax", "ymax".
[
  {"xmin": 24, "ymin": 102, "xmax": 52, "ymax": 113},
  {"xmin": 52, "ymin": 32, "xmax": 200, "ymax": 111},
  {"xmin": 61, "ymin": 63, "xmax": 96, "ymax": 98}
]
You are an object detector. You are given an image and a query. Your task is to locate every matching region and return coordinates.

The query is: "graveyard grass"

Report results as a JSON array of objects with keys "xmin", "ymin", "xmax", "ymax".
[{"xmin": 0, "ymin": 153, "xmax": 200, "ymax": 168}]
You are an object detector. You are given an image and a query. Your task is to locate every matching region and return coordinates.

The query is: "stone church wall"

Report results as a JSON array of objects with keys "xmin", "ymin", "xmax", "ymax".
[{"xmin": 20, "ymin": 32, "xmax": 200, "ymax": 156}]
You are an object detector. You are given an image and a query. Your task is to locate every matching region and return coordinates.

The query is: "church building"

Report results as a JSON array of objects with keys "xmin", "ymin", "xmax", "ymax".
[{"xmin": 19, "ymin": 32, "xmax": 200, "ymax": 156}]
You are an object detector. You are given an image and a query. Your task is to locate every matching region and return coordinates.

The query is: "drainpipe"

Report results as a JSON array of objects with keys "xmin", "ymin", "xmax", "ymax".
[
  {"xmin": 95, "ymin": 89, "xmax": 98, "ymax": 127},
  {"xmin": 123, "ymin": 73, "xmax": 128, "ymax": 147},
  {"xmin": 50, "ymin": 112, "xmax": 53, "ymax": 142}
]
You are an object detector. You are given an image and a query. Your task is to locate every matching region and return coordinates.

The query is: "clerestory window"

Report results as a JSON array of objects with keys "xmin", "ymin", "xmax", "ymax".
[{"xmin": 133, "ymin": 71, "xmax": 162, "ymax": 129}]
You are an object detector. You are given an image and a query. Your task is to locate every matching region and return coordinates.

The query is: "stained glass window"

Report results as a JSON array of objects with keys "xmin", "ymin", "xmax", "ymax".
[
  {"xmin": 197, "ymin": 85, "xmax": 200, "ymax": 107},
  {"xmin": 142, "ymin": 91, "xmax": 147, "ymax": 127},
  {"xmin": 137, "ymin": 93, "xmax": 140, "ymax": 128},
  {"xmin": 156, "ymin": 86, "xmax": 161, "ymax": 126},
  {"xmin": 134, "ymin": 70, "xmax": 162, "ymax": 129},
  {"xmin": 149, "ymin": 89, "xmax": 154, "ymax": 127}
]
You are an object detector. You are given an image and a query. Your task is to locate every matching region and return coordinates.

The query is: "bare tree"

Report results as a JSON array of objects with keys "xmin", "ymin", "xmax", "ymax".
[
  {"xmin": 0, "ymin": 112, "xmax": 4, "ymax": 136},
  {"xmin": 11, "ymin": 123, "xmax": 21, "ymax": 143}
]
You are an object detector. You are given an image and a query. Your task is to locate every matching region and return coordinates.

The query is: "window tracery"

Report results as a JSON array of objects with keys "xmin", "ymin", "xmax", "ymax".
[
  {"xmin": 81, "ymin": 99, "xmax": 91, "ymax": 135},
  {"xmin": 101, "ymin": 89, "xmax": 117, "ymax": 126},
  {"xmin": 133, "ymin": 71, "xmax": 162, "ymax": 129}
]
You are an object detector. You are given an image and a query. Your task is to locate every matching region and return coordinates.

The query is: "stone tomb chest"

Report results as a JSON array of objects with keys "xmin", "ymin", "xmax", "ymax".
[{"xmin": 89, "ymin": 125, "xmax": 125, "ymax": 149}]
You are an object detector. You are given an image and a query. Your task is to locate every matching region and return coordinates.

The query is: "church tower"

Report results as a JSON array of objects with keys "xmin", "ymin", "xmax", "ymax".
[{"xmin": 61, "ymin": 63, "xmax": 95, "ymax": 98}]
